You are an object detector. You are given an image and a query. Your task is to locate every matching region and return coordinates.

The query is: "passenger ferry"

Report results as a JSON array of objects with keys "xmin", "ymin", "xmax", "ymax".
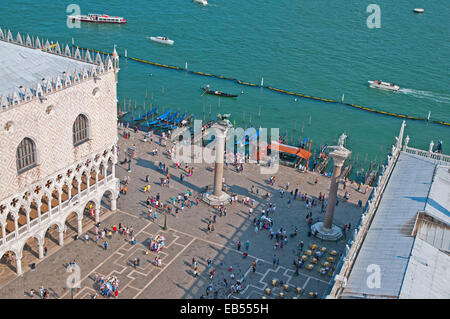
[{"xmin": 68, "ymin": 14, "xmax": 127, "ymax": 24}]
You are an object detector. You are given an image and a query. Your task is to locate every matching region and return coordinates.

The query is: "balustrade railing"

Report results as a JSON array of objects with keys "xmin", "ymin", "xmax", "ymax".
[{"xmin": 404, "ymin": 146, "xmax": 450, "ymax": 164}]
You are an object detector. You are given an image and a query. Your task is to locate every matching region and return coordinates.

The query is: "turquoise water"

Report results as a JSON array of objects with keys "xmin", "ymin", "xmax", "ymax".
[{"xmin": 2, "ymin": 0, "xmax": 449, "ymax": 177}]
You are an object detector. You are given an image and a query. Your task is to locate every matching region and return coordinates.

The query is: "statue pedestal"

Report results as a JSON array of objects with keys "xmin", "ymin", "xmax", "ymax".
[
  {"xmin": 203, "ymin": 191, "xmax": 231, "ymax": 206},
  {"xmin": 311, "ymin": 222, "xmax": 343, "ymax": 241}
]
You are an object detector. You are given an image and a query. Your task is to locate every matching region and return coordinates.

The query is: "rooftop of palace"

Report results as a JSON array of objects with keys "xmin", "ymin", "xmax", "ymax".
[
  {"xmin": 0, "ymin": 39, "xmax": 92, "ymax": 97},
  {"xmin": 341, "ymin": 151, "xmax": 450, "ymax": 299}
]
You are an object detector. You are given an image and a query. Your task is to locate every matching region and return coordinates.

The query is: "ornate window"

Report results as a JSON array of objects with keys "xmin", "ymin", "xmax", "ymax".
[
  {"xmin": 73, "ymin": 114, "xmax": 89, "ymax": 146},
  {"xmin": 16, "ymin": 138, "xmax": 37, "ymax": 173}
]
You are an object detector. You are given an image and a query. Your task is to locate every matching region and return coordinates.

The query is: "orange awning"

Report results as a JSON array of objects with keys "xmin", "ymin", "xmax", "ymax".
[{"xmin": 267, "ymin": 142, "xmax": 311, "ymax": 159}]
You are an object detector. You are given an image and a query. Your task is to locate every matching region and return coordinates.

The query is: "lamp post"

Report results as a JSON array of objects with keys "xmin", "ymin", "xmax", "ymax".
[
  {"xmin": 127, "ymin": 146, "xmax": 135, "ymax": 172},
  {"xmin": 163, "ymin": 211, "xmax": 167, "ymax": 230}
]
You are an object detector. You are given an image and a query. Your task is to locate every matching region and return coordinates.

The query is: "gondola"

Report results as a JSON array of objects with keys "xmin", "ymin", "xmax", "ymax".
[
  {"xmin": 134, "ymin": 107, "xmax": 158, "ymax": 122},
  {"xmin": 201, "ymin": 87, "xmax": 238, "ymax": 98},
  {"xmin": 158, "ymin": 113, "xmax": 185, "ymax": 130},
  {"xmin": 146, "ymin": 109, "xmax": 172, "ymax": 126},
  {"xmin": 154, "ymin": 112, "xmax": 179, "ymax": 128},
  {"xmin": 118, "ymin": 111, "xmax": 128, "ymax": 120}
]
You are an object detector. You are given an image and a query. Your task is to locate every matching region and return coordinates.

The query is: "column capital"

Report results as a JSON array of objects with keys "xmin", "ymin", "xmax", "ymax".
[{"xmin": 329, "ymin": 148, "xmax": 351, "ymax": 167}]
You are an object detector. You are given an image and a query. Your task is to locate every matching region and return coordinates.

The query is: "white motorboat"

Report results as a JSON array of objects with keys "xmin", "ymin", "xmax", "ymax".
[
  {"xmin": 193, "ymin": 0, "xmax": 208, "ymax": 5},
  {"xmin": 413, "ymin": 8, "xmax": 424, "ymax": 13},
  {"xmin": 149, "ymin": 36, "xmax": 174, "ymax": 45},
  {"xmin": 368, "ymin": 80, "xmax": 400, "ymax": 91}
]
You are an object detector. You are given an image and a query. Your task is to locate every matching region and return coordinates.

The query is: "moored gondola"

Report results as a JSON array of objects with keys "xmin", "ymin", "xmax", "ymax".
[
  {"xmin": 201, "ymin": 87, "xmax": 238, "ymax": 97},
  {"xmin": 146, "ymin": 109, "xmax": 172, "ymax": 126},
  {"xmin": 134, "ymin": 106, "xmax": 158, "ymax": 122}
]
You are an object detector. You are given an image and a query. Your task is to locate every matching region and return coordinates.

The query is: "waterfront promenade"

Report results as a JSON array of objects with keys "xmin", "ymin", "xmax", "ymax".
[{"xmin": 0, "ymin": 127, "xmax": 370, "ymax": 299}]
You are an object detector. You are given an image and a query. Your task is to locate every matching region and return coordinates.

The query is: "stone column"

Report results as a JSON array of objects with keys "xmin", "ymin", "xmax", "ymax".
[
  {"xmin": 77, "ymin": 217, "xmax": 83, "ymax": 236},
  {"xmin": 76, "ymin": 179, "xmax": 80, "ymax": 196},
  {"xmin": 26, "ymin": 211, "xmax": 31, "ymax": 231},
  {"xmin": 324, "ymin": 158, "xmax": 345, "ymax": 229},
  {"xmin": 37, "ymin": 204, "xmax": 41, "ymax": 224},
  {"xmin": 112, "ymin": 160, "xmax": 116, "ymax": 178},
  {"xmin": 95, "ymin": 208, "xmax": 100, "ymax": 223},
  {"xmin": 87, "ymin": 175, "xmax": 91, "ymax": 192},
  {"xmin": 59, "ymin": 230, "xmax": 64, "ymax": 246},
  {"xmin": 1, "ymin": 225, "xmax": 6, "ymax": 245},
  {"xmin": 38, "ymin": 243, "xmax": 44, "ymax": 259},
  {"xmin": 203, "ymin": 116, "xmax": 233, "ymax": 206},
  {"xmin": 16, "ymin": 257, "xmax": 23, "ymax": 276},
  {"xmin": 14, "ymin": 217, "xmax": 19, "ymax": 239},
  {"xmin": 311, "ymin": 136, "xmax": 351, "ymax": 241},
  {"xmin": 213, "ymin": 128, "xmax": 226, "ymax": 197},
  {"xmin": 47, "ymin": 194, "xmax": 52, "ymax": 217},
  {"xmin": 58, "ymin": 189, "xmax": 62, "ymax": 206},
  {"xmin": 111, "ymin": 198, "xmax": 117, "ymax": 211}
]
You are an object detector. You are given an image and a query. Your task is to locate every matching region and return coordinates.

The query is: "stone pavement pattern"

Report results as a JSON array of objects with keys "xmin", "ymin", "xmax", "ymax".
[{"xmin": 0, "ymin": 128, "xmax": 370, "ymax": 299}]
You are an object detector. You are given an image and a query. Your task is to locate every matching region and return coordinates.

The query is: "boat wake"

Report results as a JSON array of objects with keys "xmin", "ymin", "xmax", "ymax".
[{"xmin": 398, "ymin": 88, "xmax": 450, "ymax": 104}]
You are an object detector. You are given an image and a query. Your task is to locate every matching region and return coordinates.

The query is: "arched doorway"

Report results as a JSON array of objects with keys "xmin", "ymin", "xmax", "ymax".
[
  {"xmin": 83, "ymin": 200, "xmax": 96, "ymax": 222},
  {"xmin": 44, "ymin": 224, "xmax": 61, "ymax": 246},
  {"xmin": 64, "ymin": 211, "xmax": 79, "ymax": 235},
  {"xmin": 22, "ymin": 236, "xmax": 40, "ymax": 259},
  {"xmin": 0, "ymin": 250, "xmax": 18, "ymax": 274},
  {"xmin": 101, "ymin": 190, "xmax": 113, "ymax": 211}
]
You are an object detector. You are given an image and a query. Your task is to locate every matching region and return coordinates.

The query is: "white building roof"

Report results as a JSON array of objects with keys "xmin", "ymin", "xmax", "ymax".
[
  {"xmin": 341, "ymin": 152, "xmax": 437, "ymax": 298},
  {"xmin": 424, "ymin": 165, "xmax": 450, "ymax": 225},
  {"xmin": 399, "ymin": 238, "xmax": 450, "ymax": 299},
  {"xmin": 0, "ymin": 40, "xmax": 92, "ymax": 96}
]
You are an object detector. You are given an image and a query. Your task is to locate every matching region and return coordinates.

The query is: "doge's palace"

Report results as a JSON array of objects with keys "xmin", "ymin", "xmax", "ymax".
[{"xmin": 0, "ymin": 29, "xmax": 120, "ymax": 275}]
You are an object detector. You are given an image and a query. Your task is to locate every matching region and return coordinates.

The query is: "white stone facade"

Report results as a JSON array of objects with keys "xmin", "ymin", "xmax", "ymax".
[{"xmin": 0, "ymin": 30, "xmax": 120, "ymax": 275}]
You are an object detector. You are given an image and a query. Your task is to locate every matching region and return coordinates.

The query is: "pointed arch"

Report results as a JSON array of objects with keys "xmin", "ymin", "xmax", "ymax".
[
  {"xmin": 73, "ymin": 114, "xmax": 89, "ymax": 146},
  {"xmin": 16, "ymin": 137, "xmax": 37, "ymax": 174}
]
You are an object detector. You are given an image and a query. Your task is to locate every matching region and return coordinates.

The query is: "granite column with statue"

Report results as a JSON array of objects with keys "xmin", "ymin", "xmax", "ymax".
[
  {"xmin": 203, "ymin": 114, "xmax": 233, "ymax": 206},
  {"xmin": 311, "ymin": 133, "xmax": 351, "ymax": 241}
]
